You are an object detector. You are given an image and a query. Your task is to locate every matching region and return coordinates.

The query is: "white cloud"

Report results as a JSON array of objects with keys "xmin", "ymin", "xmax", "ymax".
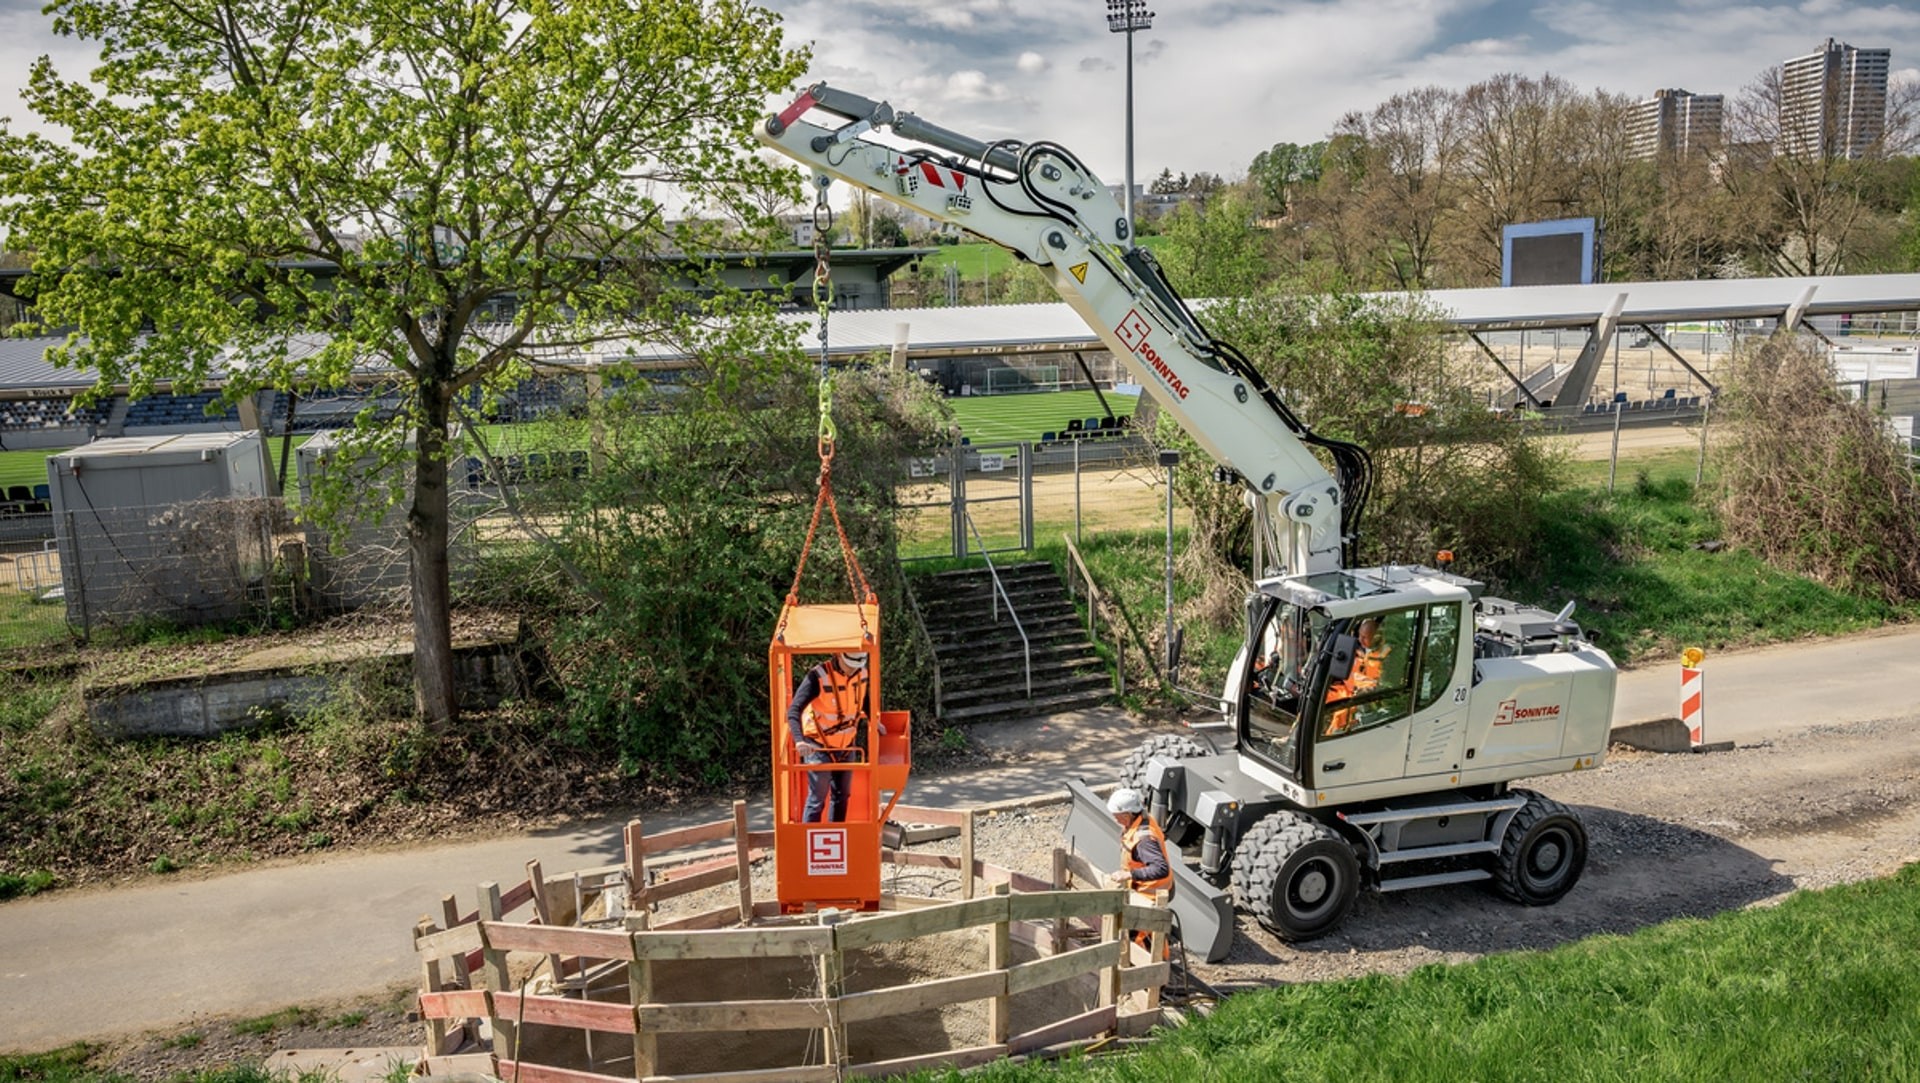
[{"xmin": 1016, "ymin": 51, "xmax": 1049, "ymax": 75}]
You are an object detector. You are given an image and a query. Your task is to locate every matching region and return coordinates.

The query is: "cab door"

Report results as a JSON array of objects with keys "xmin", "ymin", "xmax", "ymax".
[{"xmin": 1307, "ymin": 605, "xmax": 1422, "ymax": 790}]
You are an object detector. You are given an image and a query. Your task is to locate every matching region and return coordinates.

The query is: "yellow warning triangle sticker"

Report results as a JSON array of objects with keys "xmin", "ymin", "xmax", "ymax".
[{"xmin": 1069, "ymin": 262, "xmax": 1088, "ymax": 283}]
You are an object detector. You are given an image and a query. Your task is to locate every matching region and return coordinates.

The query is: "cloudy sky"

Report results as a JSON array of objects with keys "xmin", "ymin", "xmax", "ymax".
[
  {"xmin": 0, "ymin": 0, "xmax": 1915, "ymax": 194},
  {"xmin": 762, "ymin": 0, "xmax": 1920, "ymax": 185}
]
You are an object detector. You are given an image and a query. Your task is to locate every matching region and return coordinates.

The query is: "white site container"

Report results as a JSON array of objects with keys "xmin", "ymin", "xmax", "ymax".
[{"xmin": 46, "ymin": 432, "xmax": 272, "ymax": 628}]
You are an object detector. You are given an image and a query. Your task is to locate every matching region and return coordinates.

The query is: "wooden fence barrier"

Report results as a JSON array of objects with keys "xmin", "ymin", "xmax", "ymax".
[{"xmin": 411, "ymin": 801, "xmax": 1170, "ymax": 1080}]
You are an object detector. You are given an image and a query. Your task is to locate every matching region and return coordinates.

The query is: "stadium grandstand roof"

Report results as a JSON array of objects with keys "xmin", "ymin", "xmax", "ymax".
[{"xmin": 2, "ymin": 273, "xmax": 1917, "ymax": 396}]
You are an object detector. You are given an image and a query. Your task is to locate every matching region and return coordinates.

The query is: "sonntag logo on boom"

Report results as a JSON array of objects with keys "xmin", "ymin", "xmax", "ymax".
[
  {"xmin": 1491, "ymin": 698, "xmax": 1563, "ymax": 726},
  {"xmin": 1115, "ymin": 309, "xmax": 1190, "ymax": 400}
]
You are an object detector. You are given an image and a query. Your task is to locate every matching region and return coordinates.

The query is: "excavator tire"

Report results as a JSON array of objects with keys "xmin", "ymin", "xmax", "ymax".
[
  {"xmin": 1488, "ymin": 789, "xmax": 1587, "ymax": 906},
  {"xmin": 1122, "ymin": 733, "xmax": 1216, "ymax": 847},
  {"xmin": 1231, "ymin": 810, "xmax": 1359, "ymax": 941},
  {"xmin": 1121, "ymin": 733, "xmax": 1215, "ymax": 791}
]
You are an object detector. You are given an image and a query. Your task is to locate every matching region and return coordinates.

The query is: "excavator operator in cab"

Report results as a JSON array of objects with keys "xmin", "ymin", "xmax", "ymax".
[{"xmin": 1324, "ymin": 617, "xmax": 1388, "ymax": 736}]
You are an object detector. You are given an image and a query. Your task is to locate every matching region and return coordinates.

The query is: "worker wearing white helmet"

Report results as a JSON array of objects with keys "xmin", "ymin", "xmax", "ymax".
[
  {"xmin": 788, "ymin": 650, "xmax": 882, "ymax": 823},
  {"xmin": 1106, "ymin": 787, "xmax": 1171, "ymax": 908}
]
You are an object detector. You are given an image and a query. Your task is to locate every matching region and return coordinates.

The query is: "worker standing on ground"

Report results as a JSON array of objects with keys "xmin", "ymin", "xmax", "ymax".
[
  {"xmin": 1105, "ymin": 788, "xmax": 1171, "ymax": 947},
  {"xmin": 788, "ymin": 651, "xmax": 878, "ymax": 823}
]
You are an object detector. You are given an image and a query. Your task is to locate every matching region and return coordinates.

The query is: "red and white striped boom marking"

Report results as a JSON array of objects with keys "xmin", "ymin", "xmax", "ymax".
[{"xmin": 1680, "ymin": 665, "xmax": 1705, "ymax": 747}]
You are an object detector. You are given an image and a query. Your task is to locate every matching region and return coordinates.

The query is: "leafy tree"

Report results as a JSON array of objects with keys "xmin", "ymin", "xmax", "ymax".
[
  {"xmin": 1148, "ymin": 168, "xmax": 1185, "ymax": 195},
  {"xmin": 1159, "ymin": 286, "xmax": 1562, "ymax": 600},
  {"xmin": 1153, "ymin": 189, "xmax": 1273, "ymax": 299},
  {"xmin": 0, "ymin": 0, "xmax": 807, "ymax": 725},
  {"xmin": 1247, "ymin": 141, "xmax": 1323, "ymax": 217}
]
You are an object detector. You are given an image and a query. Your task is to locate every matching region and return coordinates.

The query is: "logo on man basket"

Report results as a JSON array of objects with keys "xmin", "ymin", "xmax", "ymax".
[{"xmin": 807, "ymin": 828, "xmax": 848, "ymax": 875}]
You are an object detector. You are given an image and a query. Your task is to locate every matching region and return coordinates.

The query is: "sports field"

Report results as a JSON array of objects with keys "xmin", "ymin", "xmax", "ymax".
[{"xmin": 945, "ymin": 389, "xmax": 1143, "ymax": 444}]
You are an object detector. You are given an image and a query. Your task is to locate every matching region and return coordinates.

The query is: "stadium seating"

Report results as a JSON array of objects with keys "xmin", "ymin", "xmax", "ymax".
[{"xmin": 0, "ymin": 395, "xmax": 108, "ymax": 431}]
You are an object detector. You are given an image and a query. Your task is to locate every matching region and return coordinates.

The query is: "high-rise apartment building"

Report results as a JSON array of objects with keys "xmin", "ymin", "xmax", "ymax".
[
  {"xmin": 1628, "ymin": 88, "xmax": 1724, "ymax": 159},
  {"xmin": 1780, "ymin": 38, "xmax": 1891, "ymax": 159}
]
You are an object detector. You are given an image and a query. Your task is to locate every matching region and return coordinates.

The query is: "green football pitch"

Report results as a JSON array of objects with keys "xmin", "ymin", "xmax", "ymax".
[{"xmin": 945, "ymin": 389, "xmax": 1141, "ymax": 445}]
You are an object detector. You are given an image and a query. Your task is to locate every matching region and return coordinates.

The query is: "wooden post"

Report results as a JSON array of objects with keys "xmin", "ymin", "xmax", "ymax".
[
  {"xmin": 1050, "ymin": 849, "xmax": 1069, "ymax": 956},
  {"xmin": 479, "ymin": 882, "xmax": 516, "ymax": 1063},
  {"xmin": 960, "ymin": 811, "xmax": 976, "ymax": 900},
  {"xmin": 415, "ymin": 918, "xmax": 450, "ymax": 1056},
  {"xmin": 988, "ymin": 883, "xmax": 1011, "ymax": 1045},
  {"xmin": 1098, "ymin": 912, "xmax": 1121, "ymax": 1013},
  {"xmin": 626, "ymin": 909, "xmax": 655, "ymax": 1078},
  {"xmin": 733, "ymin": 800, "xmax": 754, "ymax": 922},
  {"xmin": 441, "ymin": 894, "xmax": 471, "ymax": 988},
  {"xmin": 818, "ymin": 910, "xmax": 849, "ymax": 1072},
  {"xmin": 624, "ymin": 819, "xmax": 646, "ymax": 911}
]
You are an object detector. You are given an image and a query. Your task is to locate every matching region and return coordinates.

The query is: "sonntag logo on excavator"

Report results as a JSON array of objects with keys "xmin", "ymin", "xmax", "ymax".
[
  {"xmin": 1492, "ymin": 698, "xmax": 1562, "ymax": 726},
  {"xmin": 1116, "ymin": 309, "xmax": 1190, "ymax": 400}
]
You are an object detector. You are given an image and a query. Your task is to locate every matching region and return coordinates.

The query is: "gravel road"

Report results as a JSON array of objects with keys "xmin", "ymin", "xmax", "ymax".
[{"xmin": 949, "ymin": 714, "xmax": 1920, "ymax": 992}]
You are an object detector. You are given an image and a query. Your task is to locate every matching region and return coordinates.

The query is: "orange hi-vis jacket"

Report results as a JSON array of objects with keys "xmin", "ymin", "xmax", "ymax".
[
  {"xmin": 801, "ymin": 666, "xmax": 869, "ymax": 749},
  {"xmin": 1324, "ymin": 646, "xmax": 1386, "ymax": 735},
  {"xmin": 1121, "ymin": 814, "xmax": 1171, "ymax": 896}
]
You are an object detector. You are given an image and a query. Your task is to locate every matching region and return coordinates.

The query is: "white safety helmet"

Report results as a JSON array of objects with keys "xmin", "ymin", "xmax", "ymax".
[
  {"xmin": 837, "ymin": 651, "xmax": 869, "ymax": 671},
  {"xmin": 1106, "ymin": 788, "xmax": 1145, "ymax": 816}
]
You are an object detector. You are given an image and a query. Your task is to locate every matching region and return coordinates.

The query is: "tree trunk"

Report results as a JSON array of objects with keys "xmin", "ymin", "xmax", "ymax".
[{"xmin": 410, "ymin": 377, "xmax": 458, "ymax": 729}]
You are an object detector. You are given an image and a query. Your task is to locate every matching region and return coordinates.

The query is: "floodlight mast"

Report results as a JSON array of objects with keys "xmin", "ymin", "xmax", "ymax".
[{"xmin": 758, "ymin": 84, "xmax": 1369, "ymax": 576}]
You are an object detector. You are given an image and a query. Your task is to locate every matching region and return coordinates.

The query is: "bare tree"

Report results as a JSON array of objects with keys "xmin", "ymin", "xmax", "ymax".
[
  {"xmin": 1449, "ymin": 73, "xmax": 1584, "ymax": 282},
  {"xmin": 1341, "ymin": 87, "xmax": 1461, "ymax": 289}
]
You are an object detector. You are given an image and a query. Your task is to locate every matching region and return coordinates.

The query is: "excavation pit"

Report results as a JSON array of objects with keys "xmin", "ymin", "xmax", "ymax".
[{"xmin": 412, "ymin": 802, "xmax": 1171, "ymax": 1081}]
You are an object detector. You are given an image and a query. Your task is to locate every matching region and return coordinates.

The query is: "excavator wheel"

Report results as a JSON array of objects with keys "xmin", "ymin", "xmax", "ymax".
[
  {"xmin": 1488, "ymin": 789, "xmax": 1587, "ymax": 906},
  {"xmin": 1231, "ymin": 810, "xmax": 1359, "ymax": 941},
  {"xmin": 1122, "ymin": 733, "xmax": 1216, "ymax": 846}
]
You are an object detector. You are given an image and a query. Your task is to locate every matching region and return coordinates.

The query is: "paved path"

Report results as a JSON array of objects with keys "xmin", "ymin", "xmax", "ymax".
[{"xmin": 3, "ymin": 625, "xmax": 1918, "ymax": 1052}]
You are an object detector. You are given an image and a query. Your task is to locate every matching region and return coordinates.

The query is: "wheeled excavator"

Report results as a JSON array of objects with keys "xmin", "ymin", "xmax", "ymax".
[{"xmin": 757, "ymin": 84, "xmax": 1617, "ymax": 961}]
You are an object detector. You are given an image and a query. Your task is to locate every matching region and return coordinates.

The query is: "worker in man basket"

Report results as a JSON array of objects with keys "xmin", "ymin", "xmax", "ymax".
[
  {"xmin": 1105, "ymin": 788, "xmax": 1171, "ymax": 951},
  {"xmin": 788, "ymin": 651, "xmax": 884, "ymax": 823}
]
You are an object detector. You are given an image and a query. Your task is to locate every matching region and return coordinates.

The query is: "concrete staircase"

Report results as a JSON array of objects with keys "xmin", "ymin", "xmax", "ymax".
[{"xmin": 909, "ymin": 561, "xmax": 1112, "ymax": 725}]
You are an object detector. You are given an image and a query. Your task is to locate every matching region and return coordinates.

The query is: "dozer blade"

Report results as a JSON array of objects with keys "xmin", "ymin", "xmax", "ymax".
[{"xmin": 1063, "ymin": 778, "xmax": 1236, "ymax": 963}]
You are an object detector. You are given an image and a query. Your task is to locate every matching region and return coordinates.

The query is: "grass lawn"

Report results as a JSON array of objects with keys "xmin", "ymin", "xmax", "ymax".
[
  {"xmin": 946, "ymin": 389, "xmax": 1142, "ymax": 445},
  {"xmin": 914, "ymin": 237, "xmax": 1169, "ymax": 282},
  {"xmin": 898, "ymin": 861, "xmax": 1920, "ymax": 1083}
]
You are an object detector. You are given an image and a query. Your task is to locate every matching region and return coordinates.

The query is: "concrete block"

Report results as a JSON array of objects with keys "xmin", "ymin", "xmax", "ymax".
[{"xmin": 1610, "ymin": 716, "xmax": 1692, "ymax": 753}]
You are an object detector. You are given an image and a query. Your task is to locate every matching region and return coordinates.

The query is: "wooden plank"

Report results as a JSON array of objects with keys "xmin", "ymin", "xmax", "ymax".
[
  {"xmin": 1120, "ymin": 960, "xmax": 1170, "ymax": 995},
  {"xmin": 1119, "ymin": 1007, "xmax": 1160, "ymax": 1038},
  {"xmin": 1121, "ymin": 904, "xmax": 1173, "ymax": 934},
  {"xmin": 886, "ymin": 850, "xmax": 963, "ymax": 872},
  {"xmin": 844, "ymin": 1043, "xmax": 1008, "ymax": 1079},
  {"xmin": 461, "ymin": 947, "xmax": 484, "ymax": 975},
  {"xmin": 625, "ymin": 820, "xmax": 645, "ymax": 911},
  {"xmin": 982, "ymin": 865, "xmax": 1054, "ymax": 893},
  {"xmin": 480, "ymin": 882, "xmax": 518, "ymax": 1062},
  {"xmin": 634, "ymin": 926, "xmax": 836, "ymax": 961},
  {"xmin": 1006, "ymin": 940, "xmax": 1122, "ymax": 996},
  {"xmin": 493, "ymin": 990, "xmax": 636, "ymax": 1034},
  {"xmin": 417, "ymin": 919, "xmax": 448, "ymax": 1055},
  {"xmin": 412, "ymin": 921, "xmax": 484, "ymax": 960},
  {"xmin": 644, "ymin": 863, "xmax": 738, "ymax": 902},
  {"xmin": 1007, "ymin": 889, "xmax": 1124, "ymax": 923},
  {"xmin": 652, "ymin": 906, "xmax": 748, "ymax": 932},
  {"xmin": 629, "ymin": 908, "xmax": 656, "ymax": 1078},
  {"xmin": 640, "ymin": 1065, "xmax": 838, "ymax": 1083},
  {"xmin": 751, "ymin": 901, "xmax": 785, "ymax": 919},
  {"xmin": 960, "ymin": 813, "xmax": 975, "ymax": 899},
  {"xmin": 879, "ymin": 894, "xmax": 947, "ymax": 911},
  {"xmin": 1007, "ymin": 1005, "xmax": 1117, "ymax": 1056},
  {"xmin": 831, "ymin": 896, "xmax": 1008, "ymax": 951},
  {"xmin": 885, "ymin": 804, "xmax": 970, "ymax": 829},
  {"xmin": 421, "ymin": 1054, "xmax": 496, "ymax": 1076},
  {"xmin": 987, "ymin": 884, "xmax": 1010, "ymax": 1045},
  {"xmin": 635, "ymin": 998, "xmax": 831, "ymax": 1033},
  {"xmin": 482, "ymin": 922, "xmax": 636, "ymax": 962},
  {"xmin": 499, "ymin": 879, "xmax": 537, "ymax": 916},
  {"xmin": 418, "ymin": 989, "xmax": 489, "ymax": 1019},
  {"xmin": 745, "ymin": 829, "xmax": 776, "ymax": 849},
  {"xmin": 640, "ymin": 818, "xmax": 739, "ymax": 857},
  {"xmin": 838, "ymin": 970, "xmax": 1005, "ymax": 1024},
  {"xmin": 1008, "ymin": 921, "xmax": 1054, "ymax": 953},
  {"xmin": 496, "ymin": 1060, "xmax": 635, "ymax": 1083}
]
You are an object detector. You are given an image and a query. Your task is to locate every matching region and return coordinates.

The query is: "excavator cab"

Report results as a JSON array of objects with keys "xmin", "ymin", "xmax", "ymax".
[{"xmin": 769, "ymin": 600, "xmax": 911, "ymax": 913}]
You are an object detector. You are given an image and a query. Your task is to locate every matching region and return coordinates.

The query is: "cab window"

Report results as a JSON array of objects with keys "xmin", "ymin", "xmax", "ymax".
[
  {"xmin": 1415, "ymin": 602, "xmax": 1462, "ymax": 711},
  {"xmin": 1319, "ymin": 606, "xmax": 1419, "ymax": 739}
]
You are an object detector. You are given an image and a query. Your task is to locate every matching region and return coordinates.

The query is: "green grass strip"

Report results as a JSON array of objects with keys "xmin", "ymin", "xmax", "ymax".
[{"xmin": 907, "ymin": 862, "xmax": 1920, "ymax": 1083}]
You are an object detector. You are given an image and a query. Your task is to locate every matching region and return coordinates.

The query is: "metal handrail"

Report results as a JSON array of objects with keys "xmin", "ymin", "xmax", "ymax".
[
  {"xmin": 897, "ymin": 560, "xmax": 944, "ymax": 719},
  {"xmin": 963, "ymin": 509, "xmax": 1031, "ymax": 700},
  {"xmin": 1061, "ymin": 534, "xmax": 1123, "ymax": 696}
]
